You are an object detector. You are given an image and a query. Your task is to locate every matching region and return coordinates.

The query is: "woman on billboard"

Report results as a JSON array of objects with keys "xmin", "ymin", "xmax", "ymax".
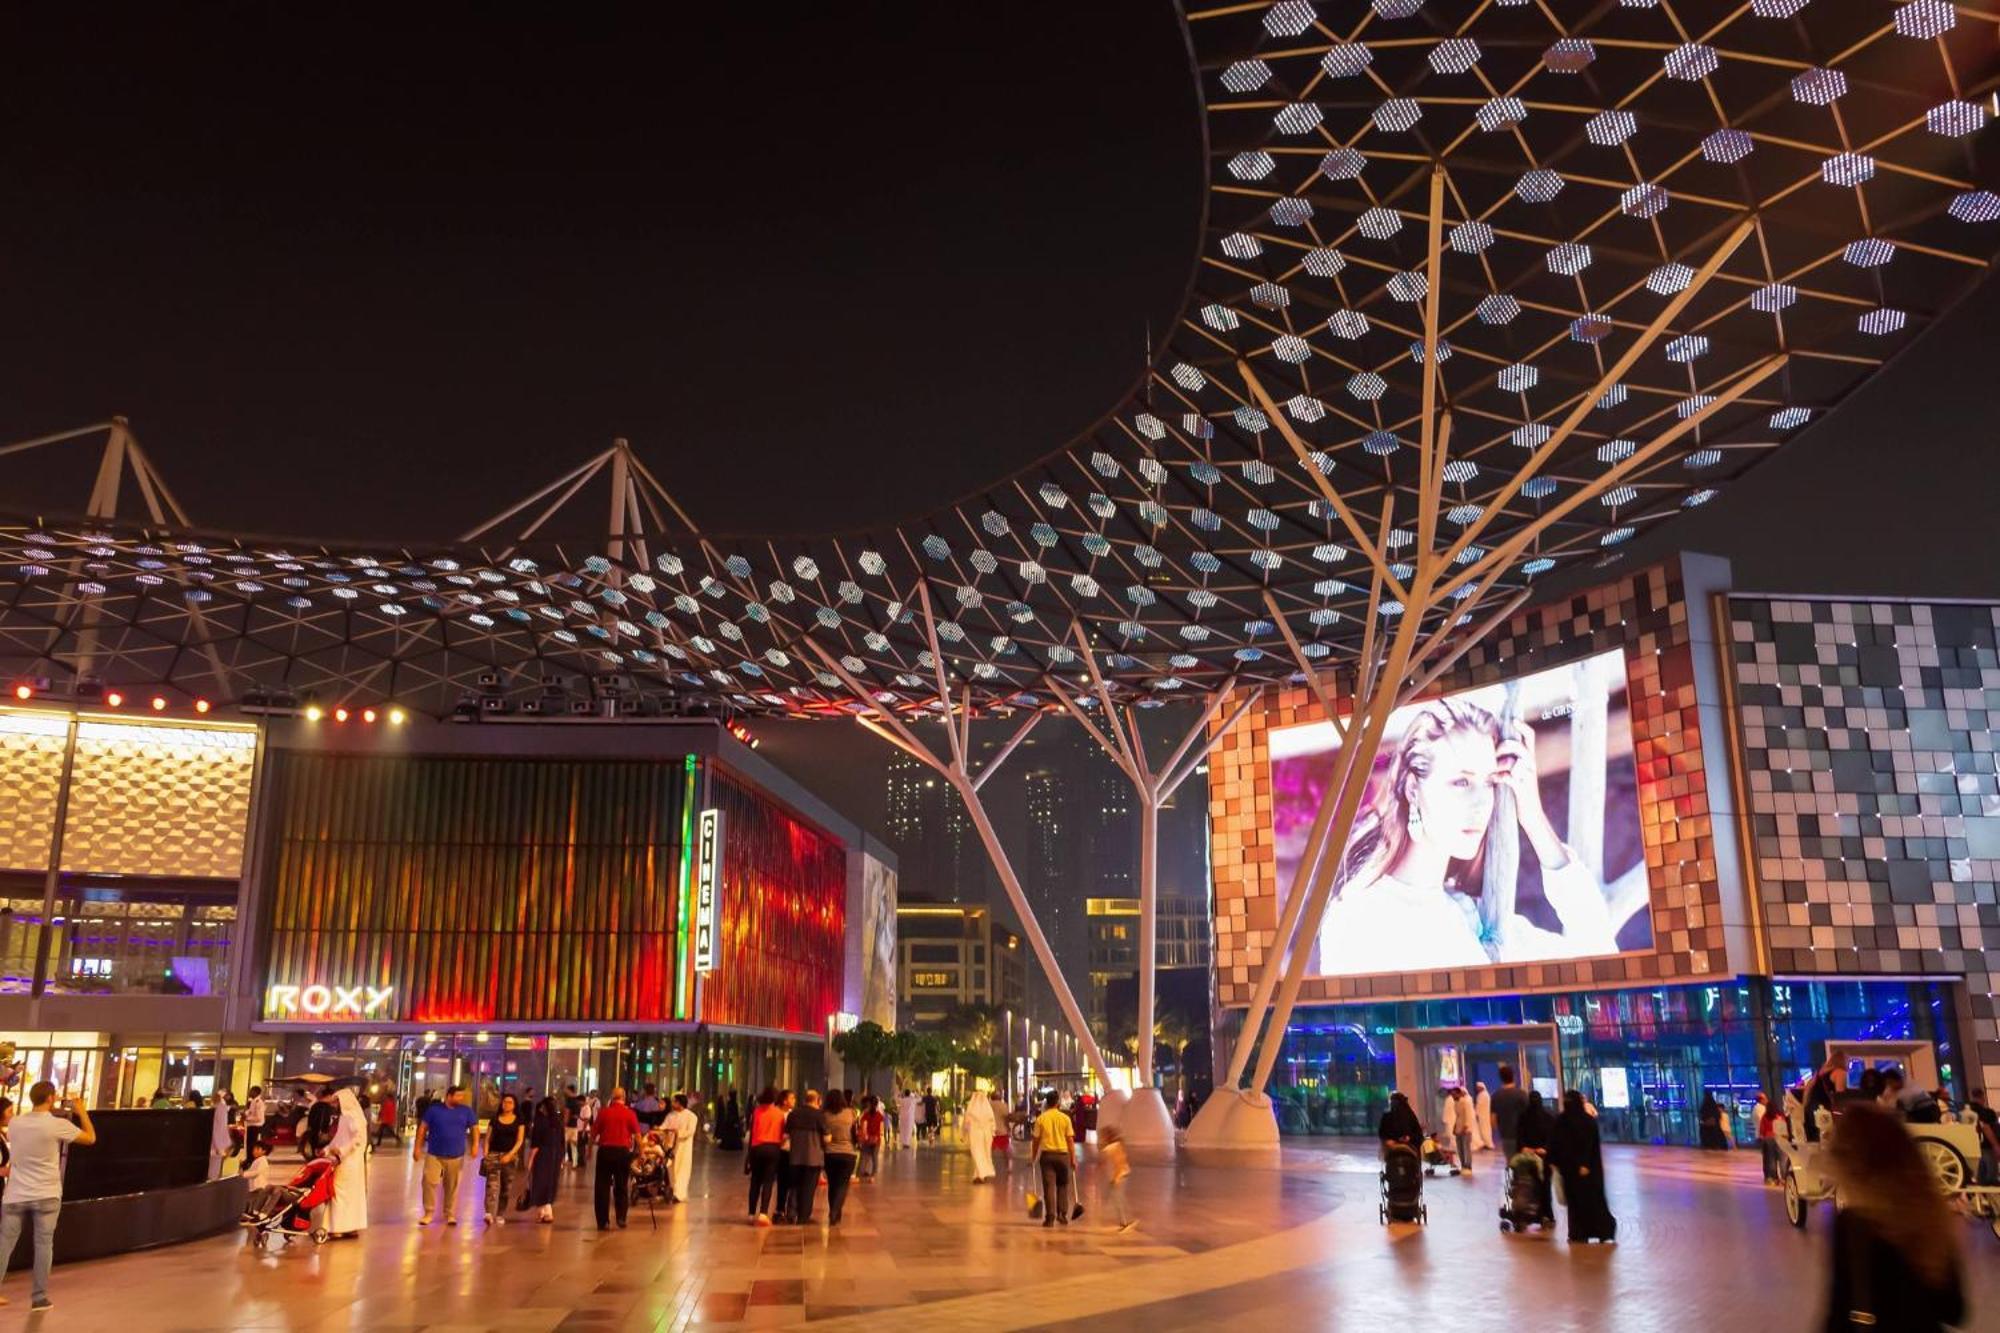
[{"xmin": 1315, "ymin": 697, "xmax": 1618, "ymax": 975}]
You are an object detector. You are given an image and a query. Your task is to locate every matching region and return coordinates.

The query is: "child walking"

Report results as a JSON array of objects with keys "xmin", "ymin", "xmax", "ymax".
[{"xmin": 1100, "ymin": 1124, "xmax": 1137, "ymax": 1233}]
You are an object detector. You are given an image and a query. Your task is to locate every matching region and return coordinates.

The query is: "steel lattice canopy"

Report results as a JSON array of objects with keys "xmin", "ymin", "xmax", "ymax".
[{"xmin": 3, "ymin": 0, "xmax": 1998, "ymax": 721}]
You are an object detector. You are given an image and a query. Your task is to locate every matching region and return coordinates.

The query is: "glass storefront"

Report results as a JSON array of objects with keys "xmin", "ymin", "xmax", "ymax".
[
  {"xmin": 0, "ymin": 1030, "xmax": 275, "ymax": 1109},
  {"xmin": 1263, "ymin": 977, "xmax": 1962, "ymax": 1146}
]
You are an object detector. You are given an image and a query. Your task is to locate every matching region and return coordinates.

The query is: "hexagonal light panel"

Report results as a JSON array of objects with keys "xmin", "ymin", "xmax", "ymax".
[
  {"xmin": 1264, "ymin": 1, "xmax": 1318, "ymax": 37},
  {"xmin": 1386, "ymin": 271, "xmax": 1427, "ymax": 302},
  {"xmin": 1373, "ymin": 98, "xmax": 1422, "ymax": 132},
  {"xmin": 1357, "ymin": 206, "xmax": 1403, "ymax": 239},
  {"xmin": 1702, "ymin": 128, "xmax": 1754, "ymax": 163},
  {"xmin": 1319, "ymin": 147, "xmax": 1366, "ymax": 180},
  {"xmin": 1327, "ymin": 309, "xmax": 1370, "ymax": 339},
  {"xmin": 1250, "ymin": 282, "xmax": 1290, "ymax": 309},
  {"xmin": 1429, "ymin": 37, "xmax": 1480, "ymax": 74},
  {"xmin": 1949, "ymin": 190, "xmax": 2000, "ymax": 222},
  {"xmin": 1449, "ymin": 220, "xmax": 1494, "ymax": 253},
  {"xmin": 1516, "ymin": 169, "xmax": 1564, "ymax": 202},
  {"xmin": 1220, "ymin": 60, "xmax": 1271, "ymax": 93},
  {"xmin": 1497, "ymin": 363, "xmax": 1539, "ymax": 392},
  {"xmin": 1857, "ymin": 307, "xmax": 1907, "ymax": 335},
  {"xmin": 1227, "ymin": 151, "xmax": 1275, "ymax": 181},
  {"xmin": 1476, "ymin": 97, "xmax": 1526, "ymax": 132},
  {"xmin": 1270, "ymin": 198, "xmax": 1313, "ymax": 227},
  {"xmin": 1586, "ymin": 109, "xmax": 1637, "ymax": 146},
  {"xmin": 1646, "ymin": 262, "xmax": 1695, "ymax": 294},
  {"xmin": 1790, "ymin": 67, "xmax": 1846, "ymax": 105},
  {"xmin": 1621, "ymin": 183, "xmax": 1669, "ymax": 218},
  {"xmin": 1322, "ymin": 43, "xmax": 1373, "ymax": 78},
  {"xmin": 1894, "ymin": 0, "xmax": 1955, "ymax": 38},
  {"xmin": 1302, "ymin": 247, "xmax": 1346, "ymax": 277},
  {"xmin": 1272, "ymin": 334, "xmax": 1312, "ymax": 364},
  {"xmin": 1822, "ymin": 153, "xmax": 1875, "ymax": 187},
  {"xmin": 1843, "ymin": 238, "xmax": 1895, "ymax": 267},
  {"xmin": 1547, "ymin": 242, "xmax": 1592, "ymax": 275},
  {"xmin": 1348, "ymin": 372, "xmax": 1388, "ymax": 401},
  {"xmin": 1274, "ymin": 103, "xmax": 1323, "ymax": 135},
  {"xmin": 1928, "ymin": 100, "xmax": 1988, "ymax": 137},
  {"xmin": 1749, "ymin": 282, "xmax": 1798, "ymax": 312},
  {"xmin": 1663, "ymin": 334, "xmax": 1709, "ymax": 362},
  {"xmin": 1663, "ymin": 43, "xmax": 1718, "ymax": 81},
  {"xmin": 1220, "ymin": 232, "xmax": 1262, "ymax": 259},
  {"xmin": 1570, "ymin": 313, "xmax": 1613, "ymax": 343},
  {"xmin": 1544, "ymin": 38, "xmax": 1594, "ymax": 73},
  {"xmin": 1477, "ymin": 293, "xmax": 1522, "ymax": 324}
]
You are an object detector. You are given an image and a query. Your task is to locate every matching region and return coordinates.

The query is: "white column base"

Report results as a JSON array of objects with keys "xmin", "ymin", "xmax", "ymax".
[
  {"xmin": 1181, "ymin": 1088, "xmax": 1280, "ymax": 1165},
  {"xmin": 1100, "ymin": 1086, "xmax": 1177, "ymax": 1162}
]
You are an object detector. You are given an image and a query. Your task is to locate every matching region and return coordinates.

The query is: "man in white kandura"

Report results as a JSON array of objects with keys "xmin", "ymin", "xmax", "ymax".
[
  {"xmin": 963, "ymin": 1087, "xmax": 996, "ymax": 1183},
  {"xmin": 663, "ymin": 1093, "xmax": 699, "ymax": 1204}
]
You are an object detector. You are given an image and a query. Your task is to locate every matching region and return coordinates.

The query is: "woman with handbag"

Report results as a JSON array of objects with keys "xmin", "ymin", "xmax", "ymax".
[{"xmin": 481, "ymin": 1094, "xmax": 526, "ymax": 1228}]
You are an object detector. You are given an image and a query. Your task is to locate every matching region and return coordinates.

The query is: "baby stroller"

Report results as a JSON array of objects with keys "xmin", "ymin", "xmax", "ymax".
[
  {"xmin": 628, "ymin": 1131, "xmax": 673, "ymax": 1229},
  {"xmin": 1498, "ymin": 1151, "xmax": 1549, "ymax": 1233},
  {"xmin": 1420, "ymin": 1133, "xmax": 1461, "ymax": 1177},
  {"xmin": 1379, "ymin": 1142, "xmax": 1427, "ymax": 1224},
  {"xmin": 242, "ymin": 1155, "xmax": 336, "ymax": 1248}
]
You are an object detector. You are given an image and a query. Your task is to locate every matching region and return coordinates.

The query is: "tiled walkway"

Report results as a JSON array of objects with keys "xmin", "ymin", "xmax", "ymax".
[{"xmin": 10, "ymin": 1135, "xmax": 1996, "ymax": 1330}]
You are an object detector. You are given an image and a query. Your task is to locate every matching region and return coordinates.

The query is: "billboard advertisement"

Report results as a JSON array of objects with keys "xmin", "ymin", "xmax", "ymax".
[{"xmin": 1269, "ymin": 648, "xmax": 1652, "ymax": 978}]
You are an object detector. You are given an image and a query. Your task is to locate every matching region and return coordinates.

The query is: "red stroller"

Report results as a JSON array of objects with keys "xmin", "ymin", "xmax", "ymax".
[{"xmin": 243, "ymin": 1156, "xmax": 337, "ymax": 1248}]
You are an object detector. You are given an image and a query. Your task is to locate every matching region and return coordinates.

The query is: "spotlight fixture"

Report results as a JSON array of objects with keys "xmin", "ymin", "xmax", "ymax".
[
  {"xmin": 305, "ymin": 704, "xmax": 325, "ymax": 722},
  {"xmin": 151, "ymin": 696, "xmax": 168, "ymax": 711},
  {"xmin": 194, "ymin": 699, "xmax": 211, "ymax": 715},
  {"xmin": 105, "ymin": 691, "xmax": 124, "ymax": 708},
  {"xmin": 334, "ymin": 706, "xmax": 350, "ymax": 723},
  {"xmin": 10, "ymin": 684, "xmax": 30, "ymax": 701},
  {"xmin": 362, "ymin": 707, "xmax": 377, "ymax": 724},
  {"xmin": 388, "ymin": 707, "xmax": 407, "ymax": 726}
]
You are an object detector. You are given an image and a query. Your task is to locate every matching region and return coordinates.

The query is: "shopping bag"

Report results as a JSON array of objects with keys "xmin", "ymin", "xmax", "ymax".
[{"xmin": 1026, "ymin": 1192, "xmax": 1042, "ymax": 1219}]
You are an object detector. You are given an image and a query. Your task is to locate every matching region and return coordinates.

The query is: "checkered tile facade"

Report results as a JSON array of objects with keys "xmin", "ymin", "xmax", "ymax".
[
  {"xmin": 1209, "ymin": 561, "xmax": 1726, "ymax": 1007},
  {"xmin": 1726, "ymin": 596, "xmax": 2000, "ymax": 1091}
]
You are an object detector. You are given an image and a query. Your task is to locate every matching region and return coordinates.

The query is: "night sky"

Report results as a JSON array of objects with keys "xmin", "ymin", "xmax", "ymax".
[{"xmin": 3, "ymin": 0, "xmax": 1994, "ymax": 594}]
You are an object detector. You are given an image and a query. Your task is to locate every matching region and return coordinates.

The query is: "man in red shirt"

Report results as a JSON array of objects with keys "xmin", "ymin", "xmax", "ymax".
[{"xmin": 591, "ymin": 1086, "xmax": 641, "ymax": 1229}]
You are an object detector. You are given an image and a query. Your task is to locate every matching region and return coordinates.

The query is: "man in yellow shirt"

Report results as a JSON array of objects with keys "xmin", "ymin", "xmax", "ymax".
[{"xmin": 1029, "ymin": 1091, "xmax": 1076, "ymax": 1229}]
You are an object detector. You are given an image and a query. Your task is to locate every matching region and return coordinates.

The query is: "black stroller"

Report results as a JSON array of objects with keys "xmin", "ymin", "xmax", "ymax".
[
  {"xmin": 1498, "ymin": 1150, "xmax": 1551, "ymax": 1232},
  {"xmin": 629, "ymin": 1131, "xmax": 673, "ymax": 1229},
  {"xmin": 1379, "ymin": 1142, "xmax": 1427, "ymax": 1224}
]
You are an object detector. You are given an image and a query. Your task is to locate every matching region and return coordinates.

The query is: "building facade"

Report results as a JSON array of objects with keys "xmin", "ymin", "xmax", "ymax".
[
  {"xmin": 0, "ymin": 704, "xmax": 893, "ymax": 1109},
  {"xmin": 1086, "ymin": 893, "xmax": 1211, "ymax": 1037},
  {"xmin": 1208, "ymin": 554, "xmax": 2000, "ymax": 1147}
]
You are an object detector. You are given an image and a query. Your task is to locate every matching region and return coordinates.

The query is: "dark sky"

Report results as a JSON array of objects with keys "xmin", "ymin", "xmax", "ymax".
[
  {"xmin": 1, "ymin": 2, "xmax": 1201, "ymax": 541},
  {"xmin": 3, "ymin": 1, "xmax": 1994, "ymax": 595}
]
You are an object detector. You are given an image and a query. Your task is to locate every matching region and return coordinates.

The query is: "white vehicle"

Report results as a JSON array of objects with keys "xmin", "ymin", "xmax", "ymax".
[{"xmin": 1778, "ymin": 1103, "xmax": 1996, "ymax": 1238}]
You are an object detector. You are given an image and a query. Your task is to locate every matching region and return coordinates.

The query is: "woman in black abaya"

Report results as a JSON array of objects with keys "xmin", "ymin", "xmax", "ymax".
[{"xmin": 1549, "ymin": 1090, "xmax": 1617, "ymax": 1243}]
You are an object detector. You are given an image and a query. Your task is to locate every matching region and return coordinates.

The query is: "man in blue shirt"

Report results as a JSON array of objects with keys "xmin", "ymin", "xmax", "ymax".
[{"xmin": 415, "ymin": 1084, "xmax": 478, "ymax": 1226}]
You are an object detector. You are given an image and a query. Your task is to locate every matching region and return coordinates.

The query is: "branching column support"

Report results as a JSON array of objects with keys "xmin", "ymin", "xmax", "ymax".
[
  {"xmin": 805, "ymin": 590, "xmax": 1116, "ymax": 1090},
  {"xmin": 1046, "ymin": 634, "xmax": 1262, "ymax": 1086}
]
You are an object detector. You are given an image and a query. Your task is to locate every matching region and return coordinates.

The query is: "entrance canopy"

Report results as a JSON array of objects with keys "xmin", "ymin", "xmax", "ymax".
[{"xmin": 2, "ymin": 2, "xmax": 1996, "ymax": 719}]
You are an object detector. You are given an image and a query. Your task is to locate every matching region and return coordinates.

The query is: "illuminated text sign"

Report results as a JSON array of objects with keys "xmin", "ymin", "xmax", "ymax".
[
  {"xmin": 694, "ymin": 807, "xmax": 723, "ymax": 973},
  {"xmin": 265, "ymin": 983, "xmax": 395, "ymax": 1020}
]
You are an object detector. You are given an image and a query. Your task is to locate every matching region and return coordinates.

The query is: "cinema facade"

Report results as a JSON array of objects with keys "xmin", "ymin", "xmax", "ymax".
[
  {"xmin": 1210, "ymin": 554, "xmax": 2000, "ymax": 1147},
  {"xmin": 0, "ymin": 707, "xmax": 897, "ymax": 1108}
]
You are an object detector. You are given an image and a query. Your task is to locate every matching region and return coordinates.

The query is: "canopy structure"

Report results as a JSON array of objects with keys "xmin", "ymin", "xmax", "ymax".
[{"xmin": 2, "ymin": 0, "xmax": 1996, "ymax": 1142}]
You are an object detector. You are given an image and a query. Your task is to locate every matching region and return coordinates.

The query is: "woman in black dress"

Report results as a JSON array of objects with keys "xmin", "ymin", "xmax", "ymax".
[
  {"xmin": 1697, "ymin": 1092, "xmax": 1730, "ymax": 1150},
  {"xmin": 524, "ymin": 1095, "xmax": 565, "ymax": 1224},
  {"xmin": 715, "ymin": 1090, "xmax": 744, "ymax": 1152},
  {"xmin": 1516, "ymin": 1090, "xmax": 1557, "ymax": 1226},
  {"xmin": 1548, "ymin": 1090, "xmax": 1617, "ymax": 1243}
]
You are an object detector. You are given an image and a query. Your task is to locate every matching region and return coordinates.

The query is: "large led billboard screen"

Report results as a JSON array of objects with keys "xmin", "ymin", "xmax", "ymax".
[{"xmin": 1269, "ymin": 648, "xmax": 1653, "ymax": 978}]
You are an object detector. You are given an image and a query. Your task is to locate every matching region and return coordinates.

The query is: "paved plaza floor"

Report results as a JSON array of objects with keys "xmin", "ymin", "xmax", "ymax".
[{"xmin": 10, "ymin": 1134, "xmax": 1995, "ymax": 1330}]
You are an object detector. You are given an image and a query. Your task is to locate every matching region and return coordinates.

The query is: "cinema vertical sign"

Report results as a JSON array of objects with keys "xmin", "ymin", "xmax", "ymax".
[{"xmin": 693, "ymin": 807, "xmax": 723, "ymax": 974}]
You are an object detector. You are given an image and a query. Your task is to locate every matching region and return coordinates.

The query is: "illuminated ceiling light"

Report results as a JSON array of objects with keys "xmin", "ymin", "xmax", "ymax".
[
  {"xmin": 1385, "ymin": 270, "xmax": 1426, "ymax": 302},
  {"xmin": 1326, "ymin": 309, "xmax": 1369, "ymax": 339},
  {"xmin": 1496, "ymin": 363, "xmax": 1538, "ymax": 392},
  {"xmin": 1515, "ymin": 169, "xmax": 1563, "ymax": 203},
  {"xmin": 1769, "ymin": 407, "xmax": 1813, "ymax": 429},
  {"xmin": 1663, "ymin": 334, "xmax": 1709, "ymax": 363},
  {"xmin": 1927, "ymin": 101, "xmax": 1987, "ymax": 138},
  {"xmin": 1685, "ymin": 448, "xmax": 1723, "ymax": 469},
  {"xmin": 1646, "ymin": 262, "xmax": 1694, "ymax": 294},
  {"xmin": 1250, "ymin": 282, "xmax": 1289, "ymax": 309},
  {"xmin": 1288, "ymin": 394, "xmax": 1327, "ymax": 422},
  {"xmin": 1547, "ymin": 242, "xmax": 1592, "ymax": 275},
  {"xmin": 1751, "ymin": 0, "xmax": 1810, "ymax": 15},
  {"xmin": 1570, "ymin": 314, "xmax": 1612, "ymax": 344},
  {"xmin": 1543, "ymin": 39, "xmax": 1594, "ymax": 74},
  {"xmin": 389, "ymin": 707, "xmax": 407, "ymax": 726},
  {"xmin": 1429, "ymin": 38, "xmax": 1480, "ymax": 74},
  {"xmin": 1449, "ymin": 220, "xmax": 1493, "ymax": 253},
  {"xmin": 1585, "ymin": 110, "xmax": 1637, "ymax": 146},
  {"xmin": 1821, "ymin": 153, "xmax": 1875, "ymax": 187},
  {"xmin": 1301, "ymin": 247, "xmax": 1345, "ymax": 276},
  {"xmin": 1273, "ymin": 103, "xmax": 1322, "ymax": 135},
  {"xmin": 1362, "ymin": 431, "xmax": 1400, "ymax": 456},
  {"xmin": 1372, "ymin": 98, "xmax": 1422, "ymax": 133},
  {"xmin": 1476, "ymin": 97, "xmax": 1525, "ymax": 132},
  {"xmin": 1511, "ymin": 422, "xmax": 1551, "ymax": 449},
  {"xmin": 333, "ymin": 706, "xmax": 350, "ymax": 722},
  {"xmin": 1270, "ymin": 198, "xmax": 1313, "ymax": 227},
  {"xmin": 1790, "ymin": 67, "xmax": 1846, "ymax": 106},
  {"xmin": 1372, "ymin": 0, "xmax": 1422, "ymax": 17},
  {"xmin": 151, "ymin": 696, "xmax": 168, "ymax": 711},
  {"xmin": 1200, "ymin": 304, "xmax": 1240, "ymax": 331},
  {"xmin": 1597, "ymin": 439, "xmax": 1636, "ymax": 463},
  {"xmin": 362, "ymin": 707, "xmax": 378, "ymax": 724},
  {"xmin": 10, "ymin": 683, "xmax": 28, "ymax": 700},
  {"xmin": 1684, "ymin": 488, "xmax": 1718, "ymax": 508},
  {"xmin": 1263, "ymin": 0, "xmax": 1317, "ymax": 37},
  {"xmin": 1948, "ymin": 190, "xmax": 2000, "ymax": 222},
  {"xmin": 1620, "ymin": 183, "xmax": 1669, "ymax": 218},
  {"xmin": 1601, "ymin": 486, "xmax": 1638, "ymax": 508},
  {"xmin": 1347, "ymin": 372, "xmax": 1388, "ymax": 401},
  {"xmin": 1749, "ymin": 282, "xmax": 1798, "ymax": 312},
  {"xmin": 1226, "ymin": 151, "xmax": 1275, "ymax": 181},
  {"xmin": 1675, "ymin": 394, "xmax": 1714, "ymax": 419},
  {"xmin": 1523, "ymin": 477, "xmax": 1559, "ymax": 499},
  {"xmin": 194, "ymin": 699, "xmax": 211, "ymax": 714},
  {"xmin": 1600, "ymin": 526, "xmax": 1636, "ymax": 546},
  {"xmin": 1272, "ymin": 334, "xmax": 1312, "ymax": 363},
  {"xmin": 1220, "ymin": 232, "xmax": 1262, "ymax": 259},
  {"xmin": 1856, "ymin": 307, "xmax": 1907, "ymax": 335},
  {"xmin": 105, "ymin": 691, "xmax": 124, "ymax": 707},
  {"xmin": 1702, "ymin": 128, "xmax": 1754, "ymax": 164},
  {"xmin": 1522, "ymin": 558, "xmax": 1556, "ymax": 575},
  {"xmin": 1220, "ymin": 60, "xmax": 1272, "ymax": 93},
  {"xmin": 1663, "ymin": 43, "xmax": 1718, "ymax": 81},
  {"xmin": 1409, "ymin": 338, "xmax": 1451, "ymax": 362},
  {"xmin": 1321, "ymin": 44, "xmax": 1373, "ymax": 79},
  {"xmin": 1477, "ymin": 293, "xmax": 1521, "ymax": 324},
  {"xmin": 1318, "ymin": 150, "xmax": 1366, "ymax": 185},
  {"xmin": 1843, "ymin": 238, "xmax": 1895, "ymax": 268},
  {"xmin": 1893, "ymin": 0, "xmax": 1955, "ymax": 38}
]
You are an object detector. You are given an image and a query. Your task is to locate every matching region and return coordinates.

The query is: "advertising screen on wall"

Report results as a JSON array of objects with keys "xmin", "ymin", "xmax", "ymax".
[{"xmin": 1269, "ymin": 648, "xmax": 1653, "ymax": 979}]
